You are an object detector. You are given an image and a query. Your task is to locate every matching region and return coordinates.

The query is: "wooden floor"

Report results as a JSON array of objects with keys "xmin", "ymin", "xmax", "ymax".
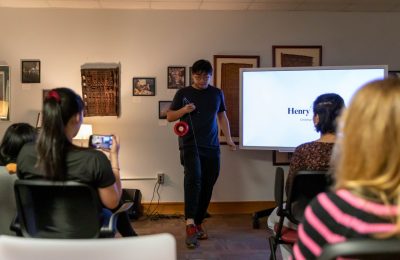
[{"xmin": 131, "ymin": 214, "xmax": 271, "ymax": 260}]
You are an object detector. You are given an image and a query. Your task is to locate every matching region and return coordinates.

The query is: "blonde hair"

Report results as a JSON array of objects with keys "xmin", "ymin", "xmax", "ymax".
[{"xmin": 333, "ymin": 78, "xmax": 400, "ymax": 237}]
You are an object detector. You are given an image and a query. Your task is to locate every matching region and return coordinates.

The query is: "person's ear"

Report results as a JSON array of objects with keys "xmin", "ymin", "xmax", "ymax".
[
  {"xmin": 313, "ymin": 114, "xmax": 319, "ymax": 126},
  {"xmin": 74, "ymin": 112, "xmax": 82, "ymax": 124}
]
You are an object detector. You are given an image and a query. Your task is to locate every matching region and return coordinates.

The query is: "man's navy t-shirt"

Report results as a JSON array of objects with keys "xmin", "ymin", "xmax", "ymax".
[{"xmin": 170, "ymin": 85, "xmax": 226, "ymax": 150}]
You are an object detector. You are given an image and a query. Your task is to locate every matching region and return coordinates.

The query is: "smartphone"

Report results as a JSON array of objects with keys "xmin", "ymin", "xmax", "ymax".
[{"xmin": 89, "ymin": 134, "xmax": 113, "ymax": 150}]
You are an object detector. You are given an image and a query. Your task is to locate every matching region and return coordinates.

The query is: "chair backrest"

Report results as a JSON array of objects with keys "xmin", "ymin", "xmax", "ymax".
[
  {"xmin": 14, "ymin": 179, "xmax": 102, "ymax": 238},
  {"xmin": 0, "ymin": 233, "xmax": 177, "ymax": 260},
  {"xmin": 318, "ymin": 239, "xmax": 400, "ymax": 260},
  {"xmin": 0, "ymin": 167, "xmax": 17, "ymax": 235},
  {"xmin": 286, "ymin": 170, "xmax": 330, "ymax": 224}
]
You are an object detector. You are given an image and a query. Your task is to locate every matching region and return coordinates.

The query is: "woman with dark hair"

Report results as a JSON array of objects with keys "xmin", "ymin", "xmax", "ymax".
[
  {"xmin": 267, "ymin": 93, "xmax": 345, "ymax": 258},
  {"xmin": 0, "ymin": 123, "xmax": 36, "ymax": 235},
  {"xmin": 0, "ymin": 123, "xmax": 36, "ymax": 167},
  {"xmin": 17, "ymin": 88, "xmax": 136, "ymax": 236},
  {"xmin": 285, "ymin": 93, "xmax": 345, "ymax": 195}
]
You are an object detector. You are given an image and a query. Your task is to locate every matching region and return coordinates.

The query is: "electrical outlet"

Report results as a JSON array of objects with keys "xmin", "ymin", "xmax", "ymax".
[{"xmin": 157, "ymin": 173, "xmax": 165, "ymax": 184}]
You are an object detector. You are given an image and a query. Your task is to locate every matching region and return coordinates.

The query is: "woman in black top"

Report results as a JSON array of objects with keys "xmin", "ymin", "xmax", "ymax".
[{"xmin": 17, "ymin": 88, "xmax": 136, "ymax": 236}]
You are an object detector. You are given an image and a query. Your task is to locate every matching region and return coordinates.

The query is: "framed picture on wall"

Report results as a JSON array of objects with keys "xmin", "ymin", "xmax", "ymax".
[
  {"xmin": 188, "ymin": 67, "xmax": 194, "ymax": 86},
  {"xmin": 21, "ymin": 60, "xmax": 41, "ymax": 83},
  {"xmin": 0, "ymin": 65, "xmax": 10, "ymax": 120},
  {"xmin": 133, "ymin": 77, "xmax": 156, "ymax": 96},
  {"xmin": 159, "ymin": 101, "xmax": 172, "ymax": 119},
  {"xmin": 213, "ymin": 55, "xmax": 260, "ymax": 144},
  {"xmin": 167, "ymin": 66, "xmax": 186, "ymax": 89},
  {"xmin": 272, "ymin": 46, "xmax": 322, "ymax": 67}
]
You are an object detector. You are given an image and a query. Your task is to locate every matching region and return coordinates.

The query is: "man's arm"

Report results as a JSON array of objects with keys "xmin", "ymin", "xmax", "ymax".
[
  {"xmin": 217, "ymin": 111, "xmax": 236, "ymax": 150},
  {"xmin": 167, "ymin": 103, "xmax": 196, "ymax": 122}
]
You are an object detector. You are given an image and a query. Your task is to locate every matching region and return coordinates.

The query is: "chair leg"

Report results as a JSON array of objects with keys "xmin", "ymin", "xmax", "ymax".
[
  {"xmin": 268, "ymin": 236, "xmax": 277, "ymax": 260},
  {"xmin": 252, "ymin": 207, "xmax": 275, "ymax": 229}
]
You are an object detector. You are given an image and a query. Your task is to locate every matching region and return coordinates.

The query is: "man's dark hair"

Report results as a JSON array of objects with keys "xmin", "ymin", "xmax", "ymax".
[
  {"xmin": 313, "ymin": 93, "xmax": 345, "ymax": 134},
  {"xmin": 192, "ymin": 59, "xmax": 213, "ymax": 75}
]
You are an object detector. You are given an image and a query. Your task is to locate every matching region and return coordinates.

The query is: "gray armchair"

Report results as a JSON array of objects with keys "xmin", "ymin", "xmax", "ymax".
[{"xmin": 0, "ymin": 167, "xmax": 18, "ymax": 236}]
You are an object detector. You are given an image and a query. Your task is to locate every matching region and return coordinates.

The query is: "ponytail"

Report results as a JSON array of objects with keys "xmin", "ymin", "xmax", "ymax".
[{"xmin": 37, "ymin": 88, "xmax": 83, "ymax": 180}]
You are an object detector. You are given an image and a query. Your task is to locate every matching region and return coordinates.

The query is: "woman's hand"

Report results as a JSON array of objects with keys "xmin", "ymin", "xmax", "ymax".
[
  {"xmin": 109, "ymin": 135, "xmax": 120, "ymax": 170},
  {"xmin": 110, "ymin": 135, "xmax": 120, "ymax": 154}
]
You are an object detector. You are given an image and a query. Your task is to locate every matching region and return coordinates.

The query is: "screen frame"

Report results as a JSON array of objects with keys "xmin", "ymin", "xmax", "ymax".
[{"xmin": 239, "ymin": 65, "xmax": 388, "ymax": 151}]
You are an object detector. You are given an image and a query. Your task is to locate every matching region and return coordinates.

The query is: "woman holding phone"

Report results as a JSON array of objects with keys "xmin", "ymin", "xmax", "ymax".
[{"xmin": 17, "ymin": 87, "xmax": 136, "ymax": 237}]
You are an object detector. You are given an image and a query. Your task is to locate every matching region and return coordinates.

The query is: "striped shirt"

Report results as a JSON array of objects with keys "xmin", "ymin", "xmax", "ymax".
[{"xmin": 293, "ymin": 189, "xmax": 398, "ymax": 260}]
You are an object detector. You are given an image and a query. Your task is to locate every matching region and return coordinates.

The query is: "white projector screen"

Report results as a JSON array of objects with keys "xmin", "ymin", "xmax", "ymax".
[{"xmin": 240, "ymin": 65, "xmax": 387, "ymax": 151}]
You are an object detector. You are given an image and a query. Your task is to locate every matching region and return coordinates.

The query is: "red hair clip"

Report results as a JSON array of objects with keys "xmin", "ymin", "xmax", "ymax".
[{"xmin": 47, "ymin": 90, "xmax": 61, "ymax": 103}]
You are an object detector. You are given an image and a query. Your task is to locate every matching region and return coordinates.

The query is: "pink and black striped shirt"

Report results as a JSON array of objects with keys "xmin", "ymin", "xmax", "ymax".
[{"xmin": 293, "ymin": 189, "xmax": 397, "ymax": 260}]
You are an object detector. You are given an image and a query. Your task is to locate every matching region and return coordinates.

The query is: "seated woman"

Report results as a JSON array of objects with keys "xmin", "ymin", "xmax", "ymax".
[
  {"xmin": 293, "ymin": 78, "xmax": 400, "ymax": 259},
  {"xmin": 17, "ymin": 88, "xmax": 136, "ymax": 237},
  {"xmin": 268, "ymin": 93, "xmax": 345, "ymax": 229},
  {"xmin": 0, "ymin": 123, "xmax": 36, "ymax": 235}
]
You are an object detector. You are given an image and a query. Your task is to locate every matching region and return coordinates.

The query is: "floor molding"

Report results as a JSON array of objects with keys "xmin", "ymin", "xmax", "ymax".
[{"xmin": 142, "ymin": 201, "xmax": 276, "ymax": 215}]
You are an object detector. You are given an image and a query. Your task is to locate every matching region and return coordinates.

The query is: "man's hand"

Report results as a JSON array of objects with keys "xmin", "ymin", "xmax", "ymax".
[
  {"xmin": 183, "ymin": 103, "xmax": 196, "ymax": 114},
  {"xmin": 226, "ymin": 139, "xmax": 237, "ymax": 151}
]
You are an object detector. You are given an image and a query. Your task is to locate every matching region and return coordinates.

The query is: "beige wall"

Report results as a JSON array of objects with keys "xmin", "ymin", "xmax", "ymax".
[{"xmin": 0, "ymin": 8, "xmax": 399, "ymax": 202}]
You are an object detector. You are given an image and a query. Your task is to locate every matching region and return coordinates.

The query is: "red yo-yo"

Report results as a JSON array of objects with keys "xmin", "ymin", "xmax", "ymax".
[{"xmin": 174, "ymin": 121, "xmax": 189, "ymax": 136}]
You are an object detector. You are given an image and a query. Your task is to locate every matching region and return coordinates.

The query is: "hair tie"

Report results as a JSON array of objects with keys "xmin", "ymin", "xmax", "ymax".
[{"xmin": 47, "ymin": 90, "xmax": 61, "ymax": 103}]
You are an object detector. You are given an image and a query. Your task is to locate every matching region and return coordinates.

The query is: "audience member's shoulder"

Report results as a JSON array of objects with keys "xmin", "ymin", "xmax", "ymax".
[
  {"xmin": 294, "ymin": 141, "xmax": 318, "ymax": 151},
  {"xmin": 19, "ymin": 142, "xmax": 36, "ymax": 154},
  {"xmin": 296, "ymin": 141, "xmax": 333, "ymax": 151},
  {"xmin": 309, "ymin": 190, "xmax": 337, "ymax": 208},
  {"xmin": 76, "ymin": 147, "xmax": 109, "ymax": 161}
]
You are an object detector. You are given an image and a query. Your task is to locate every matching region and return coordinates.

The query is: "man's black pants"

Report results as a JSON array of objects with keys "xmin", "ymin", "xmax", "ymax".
[{"xmin": 181, "ymin": 147, "xmax": 220, "ymax": 225}]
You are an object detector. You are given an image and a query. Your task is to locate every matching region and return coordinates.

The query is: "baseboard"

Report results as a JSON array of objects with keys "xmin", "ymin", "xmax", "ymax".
[{"xmin": 142, "ymin": 201, "xmax": 276, "ymax": 215}]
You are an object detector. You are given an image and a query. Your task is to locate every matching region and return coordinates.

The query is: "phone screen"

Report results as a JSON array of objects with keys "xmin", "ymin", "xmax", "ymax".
[{"xmin": 89, "ymin": 135, "xmax": 112, "ymax": 150}]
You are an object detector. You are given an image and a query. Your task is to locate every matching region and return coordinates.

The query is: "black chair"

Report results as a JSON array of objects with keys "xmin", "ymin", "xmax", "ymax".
[
  {"xmin": 252, "ymin": 207, "xmax": 275, "ymax": 229},
  {"xmin": 318, "ymin": 239, "xmax": 400, "ymax": 260},
  {"xmin": 13, "ymin": 179, "xmax": 133, "ymax": 238},
  {"xmin": 268, "ymin": 167, "xmax": 330, "ymax": 260}
]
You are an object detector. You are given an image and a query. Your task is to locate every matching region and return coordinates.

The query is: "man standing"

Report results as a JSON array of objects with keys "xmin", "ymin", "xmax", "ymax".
[{"xmin": 167, "ymin": 59, "xmax": 236, "ymax": 248}]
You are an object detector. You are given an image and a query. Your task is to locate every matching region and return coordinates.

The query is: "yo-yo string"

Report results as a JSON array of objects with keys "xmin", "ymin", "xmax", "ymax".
[{"xmin": 183, "ymin": 97, "xmax": 199, "ymax": 155}]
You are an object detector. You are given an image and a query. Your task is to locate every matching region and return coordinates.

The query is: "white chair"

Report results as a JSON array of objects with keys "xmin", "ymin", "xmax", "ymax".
[{"xmin": 0, "ymin": 233, "xmax": 177, "ymax": 260}]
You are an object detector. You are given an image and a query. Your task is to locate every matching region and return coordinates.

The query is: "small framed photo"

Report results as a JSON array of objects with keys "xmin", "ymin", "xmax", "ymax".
[
  {"xmin": 167, "ymin": 66, "xmax": 186, "ymax": 89},
  {"xmin": 272, "ymin": 46, "xmax": 322, "ymax": 67},
  {"xmin": 21, "ymin": 60, "xmax": 41, "ymax": 83},
  {"xmin": 133, "ymin": 77, "xmax": 156, "ymax": 96},
  {"xmin": 159, "ymin": 101, "xmax": 172, "ymax": 119}
]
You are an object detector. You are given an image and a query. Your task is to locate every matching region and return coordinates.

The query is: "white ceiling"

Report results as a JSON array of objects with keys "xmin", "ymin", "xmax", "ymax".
[{"xmin": 0, "ymin": 0, "xmax": 399, "ymax": 12}]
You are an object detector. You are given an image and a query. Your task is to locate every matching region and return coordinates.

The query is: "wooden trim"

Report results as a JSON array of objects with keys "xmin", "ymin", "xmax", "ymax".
[{"xmin": 142, "ymin": 201, "xmax": 276, "ymax": 215}]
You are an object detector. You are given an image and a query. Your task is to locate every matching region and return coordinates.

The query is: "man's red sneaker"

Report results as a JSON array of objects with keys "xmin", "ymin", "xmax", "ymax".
[
  {"xmin": 186, "ymin": 224, "xmax": 198, "ymax": 249},
  {"xmin": 196, "ymin": 224, "xmax": 208, "ymax": 240}
]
